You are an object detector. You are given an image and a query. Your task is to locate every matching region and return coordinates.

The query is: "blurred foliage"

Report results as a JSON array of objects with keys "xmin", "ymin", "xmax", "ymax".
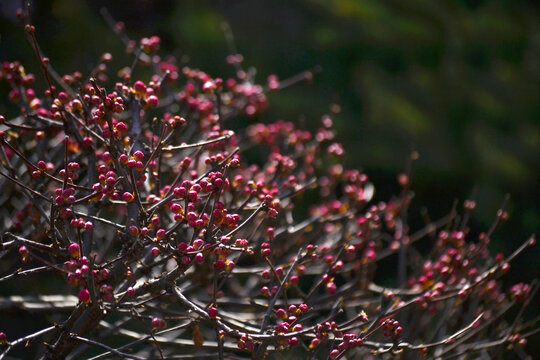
[{"xmin": 0, "ymin": 0, "xmax": 538, "ymax": 276}]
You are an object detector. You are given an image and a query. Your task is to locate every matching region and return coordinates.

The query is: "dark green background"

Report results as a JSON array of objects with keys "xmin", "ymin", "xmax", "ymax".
[{"xmin": 1, "ymin": 0, "xmax": 538, "ymax": 311}]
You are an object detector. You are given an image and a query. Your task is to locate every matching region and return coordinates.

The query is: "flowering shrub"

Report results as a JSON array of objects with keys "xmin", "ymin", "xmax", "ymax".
[{"xmin": 0, "ymin": 8, "xmax": 537, "ymax": 360}]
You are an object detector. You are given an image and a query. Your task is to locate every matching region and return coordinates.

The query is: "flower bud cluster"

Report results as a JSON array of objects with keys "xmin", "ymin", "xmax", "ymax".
[{"xmin": 0, "ymin": 21, "xmax": 535, "ymax": 360}]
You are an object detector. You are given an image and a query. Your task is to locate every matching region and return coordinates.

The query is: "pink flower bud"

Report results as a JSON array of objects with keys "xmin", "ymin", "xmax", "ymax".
[
  {"xmin": 79, "ymin": 289, "xmax": 90, "ymax": 304},
  {"xmin": 208, "ymin": 307, "xmax": 218, "ymax": 319},
  {"xmin": 326, "ymin": 282, "xmax": 337, "ymax": 295},
  {"xmin": 123, "ymin": 192, "xmax": 134, "ymax": 202},
  {"xmin": 156, "ymin": 228, "xmax": 166, "ymax": 240},
  {"xmin": 146, "ymin": 95, "xmax": 159, "ymax": 107},
  {"xmin": 68, "ymin": 243, "xmax": 80, "ymax": 259}
]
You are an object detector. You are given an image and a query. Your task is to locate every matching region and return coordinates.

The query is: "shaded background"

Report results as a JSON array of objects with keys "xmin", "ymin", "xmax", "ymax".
[{"xmin": 0, "ymin": 0, "xmax": 538, "ymax": 336}]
